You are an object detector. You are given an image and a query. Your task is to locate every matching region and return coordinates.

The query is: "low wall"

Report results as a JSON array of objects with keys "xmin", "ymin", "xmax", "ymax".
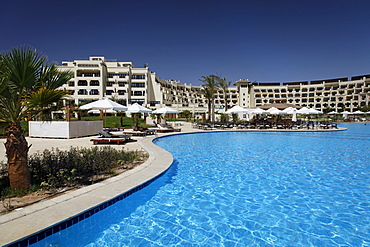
[{"xmin": 29, "ymin": 121, "xmax": 103, "ymax": 139}]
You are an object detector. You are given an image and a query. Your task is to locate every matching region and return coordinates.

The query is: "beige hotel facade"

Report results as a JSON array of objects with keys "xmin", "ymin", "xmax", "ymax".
[{"xmin": 58, "ymin": 56, "xmax": 370, "ymax": 116}]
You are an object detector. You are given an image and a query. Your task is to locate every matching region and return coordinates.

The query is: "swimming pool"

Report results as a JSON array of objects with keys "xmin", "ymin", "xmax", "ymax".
[{"xmin": 31, "ymin": 123, "xmax": 370, "ymax": 246}]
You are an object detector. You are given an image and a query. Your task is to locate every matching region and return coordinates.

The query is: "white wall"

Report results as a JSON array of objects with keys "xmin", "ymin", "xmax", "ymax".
[{"xmin": 29, "ymin": 121, "xmax": 103, "ymax": 139}]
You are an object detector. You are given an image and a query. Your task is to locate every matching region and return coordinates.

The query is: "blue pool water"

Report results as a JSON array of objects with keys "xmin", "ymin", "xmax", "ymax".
[{"xmin": 31, "ymin": 123, "xmax": 370, "ymax": 246}]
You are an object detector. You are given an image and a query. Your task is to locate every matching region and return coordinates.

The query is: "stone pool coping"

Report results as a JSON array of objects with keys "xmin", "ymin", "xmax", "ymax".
[{"xmin": 0, "ymin": 125, "xmax": 347, "ymax": 246}]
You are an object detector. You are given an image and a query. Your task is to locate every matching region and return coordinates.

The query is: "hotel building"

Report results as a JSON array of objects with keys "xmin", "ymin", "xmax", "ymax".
[{"xmin": 58, "ymin": 56, "xmax": 370, "ymax": 115}]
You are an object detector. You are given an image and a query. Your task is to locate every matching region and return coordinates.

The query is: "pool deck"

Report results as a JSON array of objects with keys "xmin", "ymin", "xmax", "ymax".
[{"xmin": 0, "ymin": 123, "xmax": 347, "ymax": 246}]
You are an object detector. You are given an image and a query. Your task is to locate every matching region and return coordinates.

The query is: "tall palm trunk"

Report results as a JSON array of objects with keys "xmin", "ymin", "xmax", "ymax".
[
  {"xmin": 207, "ymin": 100, "xmax": 212, "ymax": 121},
  {"xmin": 5, "ymin": 124, "xmax": 31, "ymax": 190},
  {"xmin": 211, "ymin": 98, "xmax": 215, "ymax": 122}
]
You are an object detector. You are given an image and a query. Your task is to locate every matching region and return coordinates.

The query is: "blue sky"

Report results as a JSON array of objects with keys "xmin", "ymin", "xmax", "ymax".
[{"xmin": 1, "ymin": 0, "xmax": 370, "ymax": 86}]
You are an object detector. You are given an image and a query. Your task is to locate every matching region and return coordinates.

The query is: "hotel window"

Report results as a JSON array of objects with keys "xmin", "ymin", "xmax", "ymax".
[
  {"xmin": 132, "ymin": 75, "xmax": 145, "ymax": 79},
  {"xmin": 150, "ymin": 101, "xmax": 160, "ymax": 107},
  {"xmin": 78, "ymin": 64, "xmax": 99, "ymax": 67},
  {"xmin": 90, "ymin": 80, "xmax": 99, "ymax": 86},
  {"xmin": 118, "ymin": 90, "xmax": 126, "ymax": 95},
  {"xmin": 89, "ymin": 89, "xmax": 99, "ymax": 95},
  {"xmin": 131, "ymin": 99, "xmax": 145, "ymax": 105},
  {"xmin": 78, "ymin": 72, "xmax": 100, "ymax": 77},
  {"xmin": 107, "ymin": 82, "xmax": 113, "ymax": 86},
  {"xmin": 118, "ymin": 100, "xmax": 127, "ymax": 106},
  {"xmin": 78, "ymin": 80, "xmax": 88, "ymax": 86},
  {"xmin": 68, "ymin": 81, "xmax": 75, "ymax": 86},
  {"xmin": 119, "ymin": 82, "xmax": 127, "ymax": 87},
  {"xmin": 78, "ymin": 89, "xmax": 88, "ymax": 95},
  {"xmin": 132, "ymin": 83, "xmax": 145, "ymax": 88}
]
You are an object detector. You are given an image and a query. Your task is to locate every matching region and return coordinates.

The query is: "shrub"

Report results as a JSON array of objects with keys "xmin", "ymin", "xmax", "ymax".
[{"xmin": 28, "ymin": 146, "xmax": 147, "ymax": 190}]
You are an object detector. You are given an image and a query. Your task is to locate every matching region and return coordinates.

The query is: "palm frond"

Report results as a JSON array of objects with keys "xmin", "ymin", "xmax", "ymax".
[
  {"xmin": 38, "ymin": 63, "xmax": 73, "ymax": 89},
  {"xmin": 3, "ymin": 46, "xmax": 46, "ymax": 92},
  {"xmin": 26, "ymin": 87, "xmax": 68, "ymax": 110}
]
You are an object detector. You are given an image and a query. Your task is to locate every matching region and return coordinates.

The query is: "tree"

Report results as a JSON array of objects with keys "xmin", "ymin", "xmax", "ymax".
[
  {"xmin": 200, "ymin": 86, "xmax": 212, "ymax": 122},
  {"xmin": 181, "ymin": 110, "xmax": 191, "ymax": 122},
  {"xmin": 199, "ymin": 75, "xmax": 219, "ymax": 122},
  {"xmin": 0, "ymin": 46, "xmax": 72, "ymax": 190},
  {"xmin": 216, "ymin": 76, "xmax": 232, "ymax": 112}
]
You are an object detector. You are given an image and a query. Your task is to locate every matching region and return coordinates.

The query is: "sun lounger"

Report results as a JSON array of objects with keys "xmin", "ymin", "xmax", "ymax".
[
  {"xmin": 91, "ymin": 130, "xmax": 131, "ymax": 144},
  {"xmin": 90, "ymin": 138, "xmax": 128, "ymax": 145},
  {"xmin": 123, "ymin": 131, "xmax": 148, "ymax": 136},
  {"xmin": 98, "ymin": 130, "xmax": 129, "ymax": 138},
  {"xmin": 154, "ymin": 124, "xmax": 181, "ymax": 132},
  {"xmin": 103, "ymin": 127, "xmax": 124, "ymax": 131}
]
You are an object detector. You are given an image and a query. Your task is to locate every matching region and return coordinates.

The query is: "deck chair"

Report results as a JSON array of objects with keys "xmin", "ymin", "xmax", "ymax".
[
  {"xmin": 91, "ymin": 130, "xmax": 131, "ymax": 145},
  {"xmin": 98, "ymin": 130, "xmax": 130, "ymax": 139}
]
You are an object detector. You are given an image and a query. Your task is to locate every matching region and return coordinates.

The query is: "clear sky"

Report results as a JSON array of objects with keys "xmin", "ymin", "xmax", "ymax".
[{"xmin": 1, "ymin": 0, "xmax": 370, "ymax": 86}]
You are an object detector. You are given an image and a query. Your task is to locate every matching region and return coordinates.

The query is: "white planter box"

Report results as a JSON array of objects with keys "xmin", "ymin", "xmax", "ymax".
[{"xmin": 29, "ymin": 121, "xmax": 103, "ymax": 139}]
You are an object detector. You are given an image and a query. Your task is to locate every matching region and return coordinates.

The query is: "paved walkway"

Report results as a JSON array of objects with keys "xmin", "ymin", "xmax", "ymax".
[{"xmin": 0, "ymin": 123, "xmax": 346, "ymax": 246}]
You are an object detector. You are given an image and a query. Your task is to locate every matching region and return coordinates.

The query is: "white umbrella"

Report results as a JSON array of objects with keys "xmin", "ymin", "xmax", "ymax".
[
  {"xmin": 265, "ymin": 107, "xmax": 278, "ymax": 113},
  {"xmin": 152, "ymin": 106, "xmax": 179, "ymax": 114},
  {"xmin": 292, "ymin": 108, "xmax": 297, "ymax": 122},
  {"xmin": 79, "ymin": 97, "xmax": 127, "ymax": 111},
  {"xmin": 308, "ymin": 108, "xmax": 323, "ymax": 114},
  {"xmin": 352, "ymin": 110, "xmax": 364, "ymax": 114},
  {"xmin": 328, "ymin": 111, "xmax": 339, "ymax": 114},
  {"xmin": 126, "ymin": 103, "xmax": 152, "ymax": 127},
  {"xmin": 341, "ymin": 111, "xmax": 351, "ymax": 119},
  {"xmin": 126, "ymin": 103, "xmax": 152, "ymax": 113},
  {"xmin": 296, "ymin": 107, "xmax": 311, "ymax": 114},
  {"xmin": 282, "ymin": 107, "xmax": 296, "ymax": 113},
  {"xmin": 225, "ymin": 106, "xmax": 250, "ymax": 114},
  {"xmin": 88, "ymin": 109, "xmax": 117, "ymax": 114},
  {"xmin": 249, "ymin": 108, "xmax": 266, "ymax": 114},
  {"xmin": 267, "ymin": 108, "xmax": 285, "ymax": 115},
  {"xmin": 79, "ymin": 98, "xmax": 127, "ymax": 127}
]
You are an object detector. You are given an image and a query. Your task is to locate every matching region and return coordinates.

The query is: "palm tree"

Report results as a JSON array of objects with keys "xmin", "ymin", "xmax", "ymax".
[
  {"xmin": 200, "ymin": 86, "xmax": 213, "ymax": 121},
  {"xmin": 0, "ymin": 46, "xmax": 72, "ymax": 190},
  {"xmin": 216, "ymin": 76, "xmax": 232, "ymax": 112},
  {"xmin": 199, "ymin": 75, "xmax": 219, "ymax": 122}
]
